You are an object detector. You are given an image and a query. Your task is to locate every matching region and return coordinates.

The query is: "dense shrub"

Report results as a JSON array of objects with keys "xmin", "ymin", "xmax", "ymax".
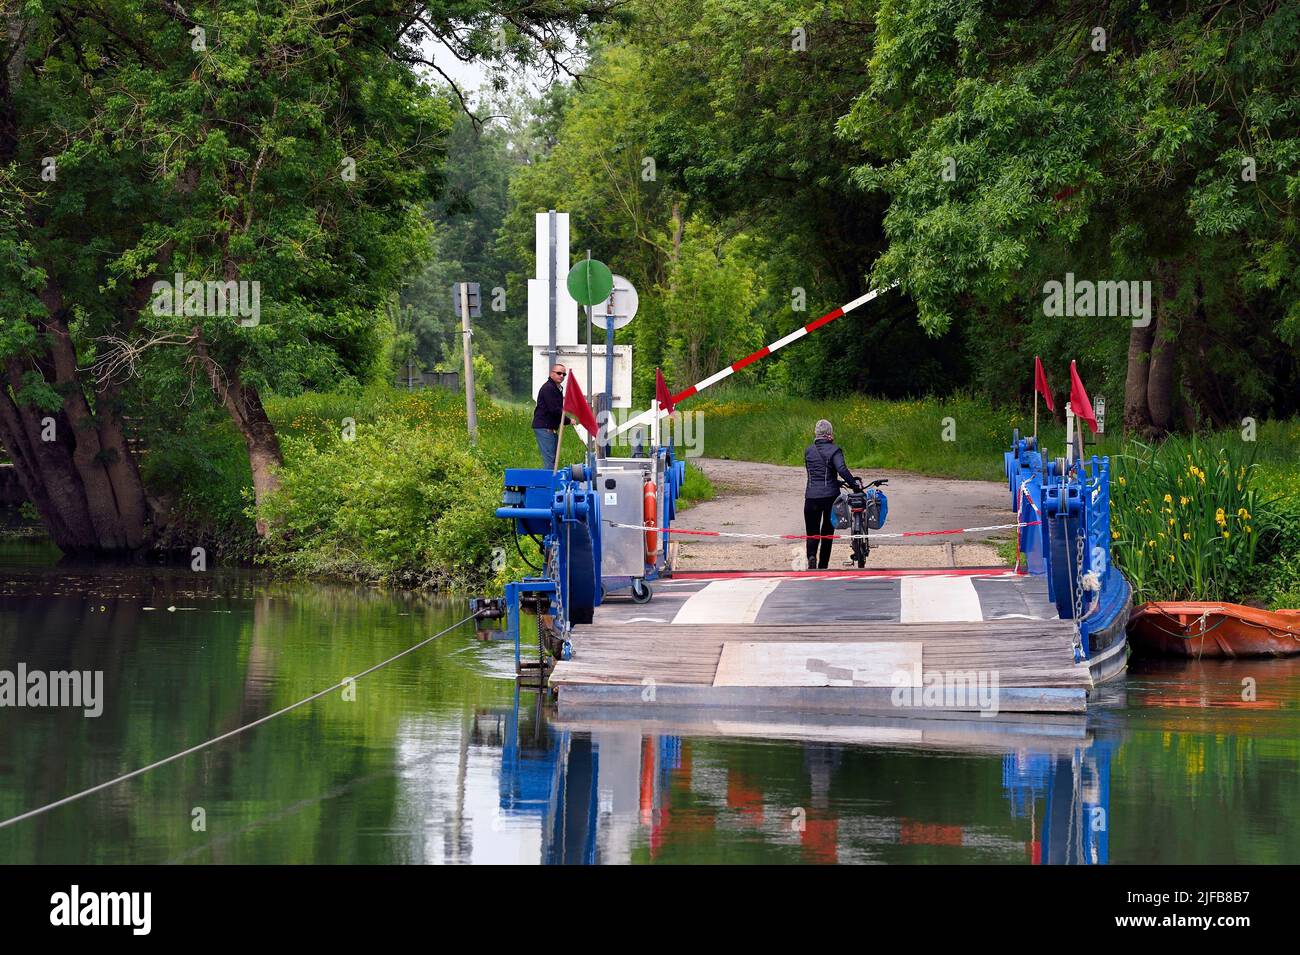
[
  {"xmin": 255, "ymin": 415, "xmax": 525, "ymax": 588},
  {"xmin": 1256, "ymin": 493, "xmax": 1300, "ymax": 610},
  {"xmin": 138, "ymin": 404, "xmax": 259, "ymax": 556}
]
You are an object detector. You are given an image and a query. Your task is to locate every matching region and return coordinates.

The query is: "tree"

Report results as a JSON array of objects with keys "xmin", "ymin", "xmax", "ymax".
[
  {"xmin": 498, "ymin": 42, "xmax": 681, "ymax": 400},
  {"xmin": 660, "ymin": 220, "xmax": 762, "ymax": 386},
  {"xmin": 398, "ymin": 106, "xmax": 535, "ymax": 393},
  {"xmin": 841, "ymin": 0, "xmax": 1300, "ymax": 434},
  {"xmin": 1, "ymin": 0, "xmax": 622, "ymax": 552},
  {"xmin": 2, "ymin": 3, "xmax": 156, "ymax": 552},
  {"xmin": 629, "ymin": 0, "xmax": 926, "ymax": 398}
]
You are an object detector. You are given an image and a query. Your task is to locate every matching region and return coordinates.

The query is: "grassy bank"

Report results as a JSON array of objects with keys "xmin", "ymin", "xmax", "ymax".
[
  {"xmin": 687, "ymin": 385, "xmax": 1122, "ymax": 480},
  {"xmin": 690, "ymin": 385, "xmax": 1300, "ymax": 482}
]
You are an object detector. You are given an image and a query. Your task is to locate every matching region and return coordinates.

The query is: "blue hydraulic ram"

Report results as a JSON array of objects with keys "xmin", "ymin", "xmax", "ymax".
[{"xmin": 473, "ymin": 448, "xmax": 685, "ymax": 677}]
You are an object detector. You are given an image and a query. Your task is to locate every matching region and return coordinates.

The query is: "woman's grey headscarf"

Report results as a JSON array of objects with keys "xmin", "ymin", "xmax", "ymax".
[{"xmin": 814, "ymin": 419, "xmax": 833, "ymax": 439}]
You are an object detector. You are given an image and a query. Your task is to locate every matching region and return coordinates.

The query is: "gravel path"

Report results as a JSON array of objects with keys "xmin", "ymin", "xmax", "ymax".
[{"xmin": 673, "ymin": 458, "xmax": 1015, "ymax": 572}]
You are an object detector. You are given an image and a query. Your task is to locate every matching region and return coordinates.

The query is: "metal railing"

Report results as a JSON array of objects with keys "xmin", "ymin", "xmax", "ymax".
[{"xmin": 1006, "ymin": 433, "xmax": 1118, "ymax": 655}]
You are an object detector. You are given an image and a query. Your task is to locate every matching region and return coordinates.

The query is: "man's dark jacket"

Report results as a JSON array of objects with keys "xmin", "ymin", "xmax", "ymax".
[
  {"xmin": 532, "ymin": 378, "xmax": 564, "ymax": 430},
  {"xmin": 804, "ymin": 438, "xmax": 856, "ymax": 498}
]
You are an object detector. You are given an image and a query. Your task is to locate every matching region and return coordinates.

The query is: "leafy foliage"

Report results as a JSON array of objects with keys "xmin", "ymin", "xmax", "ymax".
[
  {"xmin": 840, "ymin": 0, "xmax": 1300, "ymax": 418},
  {"xmin": 257, "ymin": 415, "xmax": 509, "ymax": 587},
  {"xmin": 1111, "ymin": 437, "xmax": 1275, "ymax": 603}
]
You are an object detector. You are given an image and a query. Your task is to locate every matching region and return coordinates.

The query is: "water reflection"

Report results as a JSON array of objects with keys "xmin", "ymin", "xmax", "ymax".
[
  {"xmin": 1003, "ymin": 747, "xmax": 1111, "ymax": 865},
  {"xmin": 470, "ymin": 691, "xmax": 1120, "ymax": 865},
  {"xmin": 1, "ymin": 545, "xmax": 1297, "ymax": 865}
]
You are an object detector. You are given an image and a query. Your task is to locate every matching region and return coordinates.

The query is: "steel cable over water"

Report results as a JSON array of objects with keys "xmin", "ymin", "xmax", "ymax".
[{"xmin": 0, "ymin": 613, "xmax": 478, "ymax": 831}]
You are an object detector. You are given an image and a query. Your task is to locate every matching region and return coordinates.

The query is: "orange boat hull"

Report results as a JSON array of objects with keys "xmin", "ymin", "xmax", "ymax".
[{"xmin": 1128, "ymin": 601, "xmax": 1300, "ymax": 658}]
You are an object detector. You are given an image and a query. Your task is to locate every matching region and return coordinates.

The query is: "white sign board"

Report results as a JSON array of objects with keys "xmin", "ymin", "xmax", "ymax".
[
  {"xmin": 527, "ymin": 278, "xmax": 578, "ymax": 347},
  {"xmin": 527, "ymin": 213, "xmax": 579, "ymax": 347},
  {"xmin": 590, "ymin": 274, "xmax": 638, "ymax": 331},
  {"xmin": 532, "ymin": 345, "xmax": 633, "ymax": 436}
]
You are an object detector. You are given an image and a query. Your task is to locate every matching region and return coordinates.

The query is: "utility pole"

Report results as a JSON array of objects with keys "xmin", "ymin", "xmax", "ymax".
[
  {"xmin": 459, "ymin": 282, "xmax": 479, "ymax": 444},
  {"xmin": 585, "ymin": 248, "xmax": 593, "ymax": 447}
]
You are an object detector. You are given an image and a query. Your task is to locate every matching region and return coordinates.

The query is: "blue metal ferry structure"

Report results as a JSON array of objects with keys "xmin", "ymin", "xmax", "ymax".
[{"xmin": 475, "ymin": 427, "xmax": 1130, "ymax": 716}]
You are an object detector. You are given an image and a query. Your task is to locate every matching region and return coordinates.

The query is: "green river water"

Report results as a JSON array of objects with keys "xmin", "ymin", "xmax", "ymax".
[{"xmin": 1, "ymin": 541, "xmax": 1297, "ymax": 864}]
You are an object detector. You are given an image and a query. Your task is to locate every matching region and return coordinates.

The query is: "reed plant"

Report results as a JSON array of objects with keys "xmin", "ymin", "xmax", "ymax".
[{"xmin": 1111, "ymin": 437, "xmax": 1271, "ymax": 603}]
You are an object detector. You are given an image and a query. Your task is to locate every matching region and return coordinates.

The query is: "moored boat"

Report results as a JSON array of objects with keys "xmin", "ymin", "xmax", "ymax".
[{"xmin": 1128, "ymin": 601, "xmax": 1300, "ymax": 658}]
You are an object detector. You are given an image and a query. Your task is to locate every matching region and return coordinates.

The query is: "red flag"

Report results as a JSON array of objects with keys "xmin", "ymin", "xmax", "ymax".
[
  {"xmin": 562, "ymin": 372, "xmax": 601, "ymax": 438},
  {"xmin": 1069, "ymin": 360, "xmax": 1097, "ymax": 433},
  {"xmin": 1033, "ymin": 356, "xmax": 1055, "ymax": 412},
  {"xmin": 655, "ymin": 367, "xmax": 676, "ymax": 414}
]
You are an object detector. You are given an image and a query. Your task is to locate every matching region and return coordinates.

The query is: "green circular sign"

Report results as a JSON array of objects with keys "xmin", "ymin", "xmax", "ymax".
[{"xmin": 566, "ymin": 258, "xmax": 614, "ymax": 307}]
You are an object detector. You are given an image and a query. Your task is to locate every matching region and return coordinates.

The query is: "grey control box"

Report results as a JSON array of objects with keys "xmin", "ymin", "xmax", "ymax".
[{"xmin": 598, "ymin": 462, "xmax": 654, "ymax": 577}]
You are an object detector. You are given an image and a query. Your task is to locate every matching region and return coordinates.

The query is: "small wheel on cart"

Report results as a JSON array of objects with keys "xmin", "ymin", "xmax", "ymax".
[{"xmin": 630, "ymin": 579, "xmax": 652, "ymax": 603}]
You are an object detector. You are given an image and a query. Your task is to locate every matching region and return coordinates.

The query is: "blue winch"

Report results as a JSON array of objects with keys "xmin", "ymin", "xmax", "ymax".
[{"xmin": 475, "ymin": 447, "xmax": 685, "ymax": 678}]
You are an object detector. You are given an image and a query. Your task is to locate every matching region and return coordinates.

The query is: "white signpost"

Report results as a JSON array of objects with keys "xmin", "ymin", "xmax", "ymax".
[
  {"xmin": 526, "ymin": 212, "xmax": 579, "ymax": 352},
  {"xmin": 527, "ymin": 214, "xmax": 636, "ymax": 443},
  {"xmin": 589, "ymin": 274, "xmax": 638, "ymax": 450}
]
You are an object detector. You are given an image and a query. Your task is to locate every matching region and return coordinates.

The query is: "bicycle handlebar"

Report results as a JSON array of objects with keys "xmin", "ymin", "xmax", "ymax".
[{"xmin": 846, "ymin": 478, "xmax": 888, "ymax": 491}]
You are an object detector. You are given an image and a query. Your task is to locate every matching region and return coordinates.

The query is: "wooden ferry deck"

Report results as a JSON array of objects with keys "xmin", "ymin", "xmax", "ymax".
[{"xmin": 550, "ymin": 569, "xmax": 1095, "ymax": 714}]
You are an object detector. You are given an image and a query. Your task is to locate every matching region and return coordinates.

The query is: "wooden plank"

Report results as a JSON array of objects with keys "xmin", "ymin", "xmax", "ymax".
[
  {"xmin": 550, "ymin": 608, "xmax": 1095, "ymax": 711},
  {"xmin": 712, "ymin": 641, "xmax": 922, "ymax": 688}
]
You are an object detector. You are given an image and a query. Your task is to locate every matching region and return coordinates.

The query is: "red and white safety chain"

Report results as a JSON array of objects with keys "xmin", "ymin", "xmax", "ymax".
[
  {"xmin": 603, "ymin": 519, "xmax": 1040, "ymax": 541},
  {"xmin": 1013, "ymin": 478, "xmax": 1040, "ymax": 574}
]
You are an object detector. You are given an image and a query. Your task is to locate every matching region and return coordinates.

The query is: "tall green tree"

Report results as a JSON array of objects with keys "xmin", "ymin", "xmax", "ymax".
[
  {"xmin": 398, "ymin": 102, "xmax": 544, "ymax": 393},
  {"xmin": 841, "ymin": 0, "xmax": 1300, "ymax": 433},
  {"xmin": 499, "ymin": 43, "xmax": 680, "ymax": 400},
  {"xmin": 1, "ymin": 0, "xmax": 621, "ymax": 552},
  {"xmin": 629, "ymin": 0, "xmax": 939, "ymax": 399}
]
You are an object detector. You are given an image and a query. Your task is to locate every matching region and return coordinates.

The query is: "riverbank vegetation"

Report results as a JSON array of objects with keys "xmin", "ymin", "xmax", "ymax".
[
  {"xmin": 138, "ymin": 383, "xmax": 713, "ymax": 589},
  {"xmin": 1113, "ymin": 437, "xmax": 1300, "ymax": 608},
  {"xmin": 2, "ymin": 2, "xmax": 1298, "ymax": 603}
]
